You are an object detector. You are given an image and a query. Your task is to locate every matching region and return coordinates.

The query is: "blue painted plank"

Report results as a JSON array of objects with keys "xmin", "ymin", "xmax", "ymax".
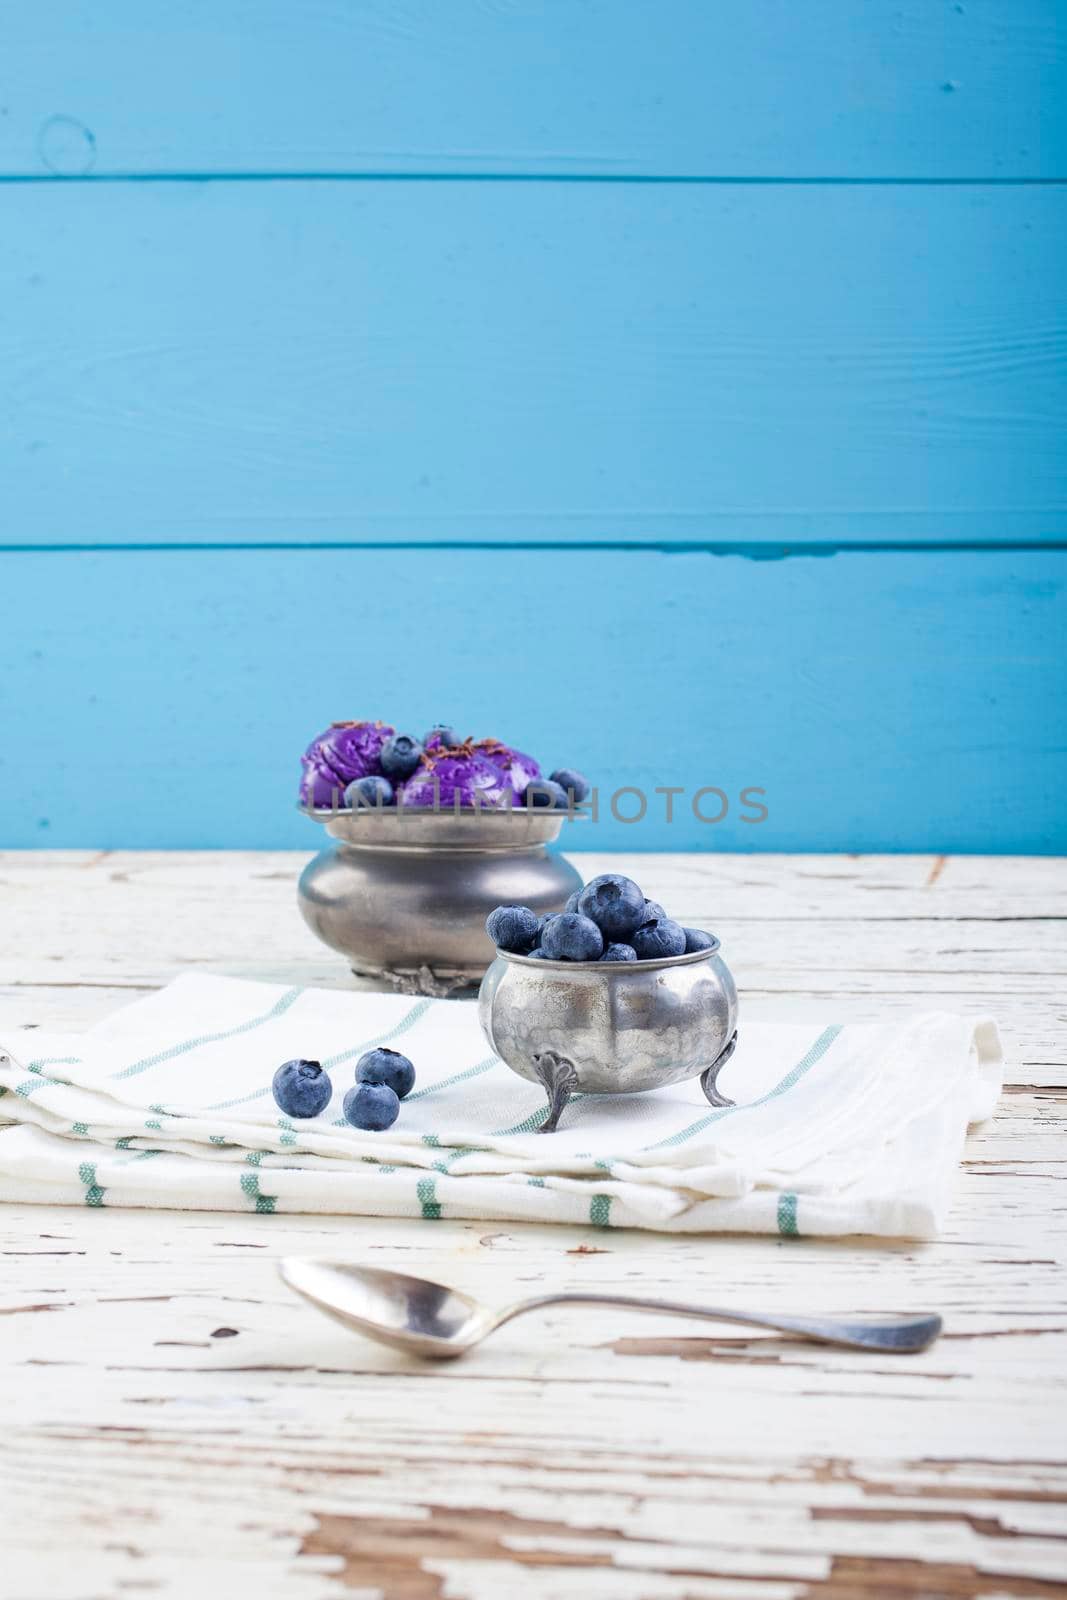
[
  {"xmin": 3, "ymin": 182, "xmax": 1064, "ymax": 549},
  {"xmin": 1, "ymin": 0, "xmax": 1063, "ymax": 179},
  {"xmin": 1, "ymin": 547, "xmax": 1063, "ymax": 852}
]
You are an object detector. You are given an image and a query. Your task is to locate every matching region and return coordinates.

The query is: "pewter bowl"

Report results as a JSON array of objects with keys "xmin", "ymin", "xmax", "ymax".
[
  {"xmin": 478, "ymin": 940, "xmax": 739, "ymax": 1131},
  {"xmin": 297, "ymin": 806, "xmax": 582, "ymax": 996}
]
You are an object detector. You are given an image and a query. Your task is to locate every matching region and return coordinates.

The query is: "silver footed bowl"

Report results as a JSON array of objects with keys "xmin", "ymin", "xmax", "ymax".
[
  {"xmin": 478, "ymin": 940, "xmax": 739, "ymax": 1132},
  {"xmin": 297, "ymin": 807, "xmax": 582, "ymax": 997}
]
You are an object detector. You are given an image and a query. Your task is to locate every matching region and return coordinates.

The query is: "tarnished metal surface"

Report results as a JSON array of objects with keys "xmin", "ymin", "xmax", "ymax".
[
  {"xmin": 297, "ymin": 808, "xmax": 582, "ymax": 994},
  {"xmin": 478, "ymin": 942, "xmax": 739, "ymax": 1125}
]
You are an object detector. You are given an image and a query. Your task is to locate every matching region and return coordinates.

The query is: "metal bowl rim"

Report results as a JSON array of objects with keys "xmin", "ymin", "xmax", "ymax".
[
  {"xmin": 494, "ymin": 940, "xmax": 722, "ymax": 975},
  {"xmin": 299, "ymin": 804, "xmax": 578, "ymax": 850}
]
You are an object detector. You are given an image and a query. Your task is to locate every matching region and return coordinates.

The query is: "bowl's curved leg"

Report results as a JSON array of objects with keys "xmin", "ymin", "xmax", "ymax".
[
  {"xmin": 531, "ymin": 1050, "xmax": 580, "ymax": 1134},
  {"xmin": 700, "ymin": 1030, "xmax": 738, "ymax": 1108}
]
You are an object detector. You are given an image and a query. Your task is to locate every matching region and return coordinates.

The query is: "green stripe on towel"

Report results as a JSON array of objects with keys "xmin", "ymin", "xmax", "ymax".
[
  {"xmin": 407, "ymin": 1055, "xmax": 497, "ymax": 1101},
  {"xmin": 321, "ymin": 997, "xmax": 432, "ymax": 1070},
  {"xmin": 493, "ymin": 1093, "xmax": 587, "ymax": 1138},
  {"xmin": 417, "ymin": 1177, "xmax": 441, "ymax": 1220},
  {"xmin": 647, "ymin": 1025, "xmax": 842, "ymax": 1151},
  {"xmin": 78, "ymin": 1161, "xmax": 106, "ymax": 1207},
  {"xmin": 15, "ymin": 1058, "xmax": 80, "ymax": 1098},
  {"xmin": 113, "ymin": 986, "xmax": 304, "ymax": 1082},
  {"xmin": 240, "ymin": 1171, "xmax": 276, "ymax": 1214}
]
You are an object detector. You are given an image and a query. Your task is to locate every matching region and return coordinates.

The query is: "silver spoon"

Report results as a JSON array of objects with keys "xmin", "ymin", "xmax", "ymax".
[{"xmin": 279, "ymin": 1259, "xmax": 942, "ymax": 1360}]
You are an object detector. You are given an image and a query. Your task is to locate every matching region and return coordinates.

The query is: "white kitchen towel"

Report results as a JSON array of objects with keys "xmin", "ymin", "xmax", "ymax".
[{"xmin": 0, "ymin": 973, "xmax": 1002, "ymax": 1237}]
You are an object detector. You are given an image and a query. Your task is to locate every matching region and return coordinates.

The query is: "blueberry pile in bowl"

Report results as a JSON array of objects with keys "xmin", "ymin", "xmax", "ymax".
[
  {"xmin": 486, "ymin": 874, "xmax": 718, "ymax": 964},
  {"xmin": 272, "ymin": 1047, "xmax": 417, "ymax": 1131},
  {"xmin": 299, "ymin": 718, "xmax": 590, "ymax": 813}
]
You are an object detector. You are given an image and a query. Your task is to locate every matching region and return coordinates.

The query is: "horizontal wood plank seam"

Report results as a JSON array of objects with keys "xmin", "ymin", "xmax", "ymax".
[
  {"xmin": 4, "ymin": 541, "xmax": 1067, "ymax": 557},
  {"xmin": 2, "ymin": 173, "xmax": 1066, "ymax": 186}
]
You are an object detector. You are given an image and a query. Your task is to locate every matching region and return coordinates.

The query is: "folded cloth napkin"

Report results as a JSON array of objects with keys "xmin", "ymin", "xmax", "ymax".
[{"xmin": 0, "ymin": 973, "xmax": 1002, "ymax": 1237}]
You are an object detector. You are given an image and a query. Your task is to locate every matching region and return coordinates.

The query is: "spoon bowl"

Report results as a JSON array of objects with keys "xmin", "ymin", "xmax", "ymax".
[
  {"xmin": 279, "ymin": 1259, "xmax": 493, "ymax": 1357},
  {"xmin": 279, "ymin": 1259, "xmax": 943, "ymax": 1361}
]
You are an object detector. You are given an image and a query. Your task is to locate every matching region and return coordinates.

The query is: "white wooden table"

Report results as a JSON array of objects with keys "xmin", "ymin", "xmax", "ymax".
[{"xmin": 2, "ymin": 851, "xmax": 1066, "ymax": 1599}]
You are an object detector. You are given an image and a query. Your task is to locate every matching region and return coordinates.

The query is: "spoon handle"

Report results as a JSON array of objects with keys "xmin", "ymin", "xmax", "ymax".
[{"xmin": 501, "ymin": 1292, "xmax": 941, "ymax": 1353}]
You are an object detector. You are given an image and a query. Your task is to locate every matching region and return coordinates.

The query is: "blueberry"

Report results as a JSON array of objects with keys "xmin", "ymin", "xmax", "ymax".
[
  {"xmin": 525, "ymin": 945, "xmax": 547, "ymax": 959},
  {"xmin": 577, "ymin": 874, "xmax": 646, "ymax": 940},
  {"xmin": 564, "ymin": 890, "xmax": 581, "ymax": 913},
  {"xmin": 643, "ymin": 899, "xmax": 666, "ymax": 923},
  {"xmin": 549, "ymin": 768, "xmax": 590, "ymax": 803},
  {"xmin": 345, "ymin": 774, "xmax": 394, "ymax": 808},
  {"xmin": 524, "ymin": 779, "xmax": 570, "ymax": 809},
  {"xmin": 631, "ymin": 918, "xmax": 687, "ymax": 959},
  {"xmin": 380, "ymin": 733, "xmax": 425, "ymax": 780},
  {"xmin": 601, "ymin": 942, "xmax": 638, "ymax": 962},
  {"xmin": 343, "ymin": 1082, "xmax": 400, "ymax": 1131},
  {"xmin": 424, "ymin": 724, "xmax": 459, "ymax": 747},
  {"xmin": 683, "ymin": 928, "xmax": 718, "ymax": 953},
  {"xmin": 542, "ymin": 912, "xmax": 604, "ymax": 961},
  {"xmin": 355, "ymin": 1046, "xmax": 416, "ymax": 1099},
  {"xmin": 272, "ymin": 1059, "xmax": 332, "ymax": 1118},
  {"xmin": 486, "ymin": 904, "xmax": 540, "ymax": 953}
]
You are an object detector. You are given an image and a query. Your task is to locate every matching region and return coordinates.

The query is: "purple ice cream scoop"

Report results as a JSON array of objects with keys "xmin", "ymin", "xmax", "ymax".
[
  {"xmin": 399, "ymin": 750, "xmax": 513, "ymax": 809},
  {"xmin": 299, "ymin": 720, "xmax": 394, "ymax": 808},
  {"xmin": 300, "ymin": 759, "xmax": 348, "ymax": 810},
  {"xmin": 473, "ymin": 739, "xmax": 542, "ymax": 801}
]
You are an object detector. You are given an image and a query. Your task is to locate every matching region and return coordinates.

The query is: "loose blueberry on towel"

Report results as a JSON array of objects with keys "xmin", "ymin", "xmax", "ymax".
[
  {"xmin": 343, "ymin": 1082, "xmax": 400, "ymax": 1131},
  {"xmin": 272, "ymin": 1059, "xmax": 332, "ymax": 1118},
  {"xmin": 355, "ymin": 1046, "xmax": 416, "ymax": 1100},
  {"xmin": 578, "ymin": 874, "xmax": 647, "ymax": 941},
  {"xmin": 486, "ymin": 904, "xmax": 540, "ymax": 954},
  {"xmin": 601, "ymin": 942, "xmax": 638, "ymax": 962},
  {"xmin": 683, "ymin": 928, "xmax": 717, "ymax": 953},
  {"xmin": 542, "ymin": 912, "xmax": 605, "ymax": 962},
  {"xmin": 549, "ymin": 767, "xmax": 590, "ymax": 803},
  {"xmin": 380, "ymin": 733, "xmax": 425, "ymax": 781},
  {"xmin": 523, "ymin": 779, "xmax": 570, "ymax": 809},
  {"xmin": 344, "ymin": 774, "xmax": 394, "ymax": 808},
  {"xmin": 631, "ymin": 917, "xmax": 688, "ymax": 959}
]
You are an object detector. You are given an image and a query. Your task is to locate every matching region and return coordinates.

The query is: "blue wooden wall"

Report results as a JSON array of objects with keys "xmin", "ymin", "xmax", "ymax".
[{"xmin": 1, "ymin": 2, "xmax": 1064, "ymax": 852}]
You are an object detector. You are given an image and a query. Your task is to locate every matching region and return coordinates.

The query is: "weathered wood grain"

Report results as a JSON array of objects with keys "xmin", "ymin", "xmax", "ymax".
[
  {"xmin": 1, "ymin": 0, "xmax": 1062, "ymax": 180},
  {"xmin": 1, "ymin": 851, "xmax": 1066, "ymax": 1595},
  {"xmin": 3, "ymin": 184, "xmax": 1064, "ymax": 548}
]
